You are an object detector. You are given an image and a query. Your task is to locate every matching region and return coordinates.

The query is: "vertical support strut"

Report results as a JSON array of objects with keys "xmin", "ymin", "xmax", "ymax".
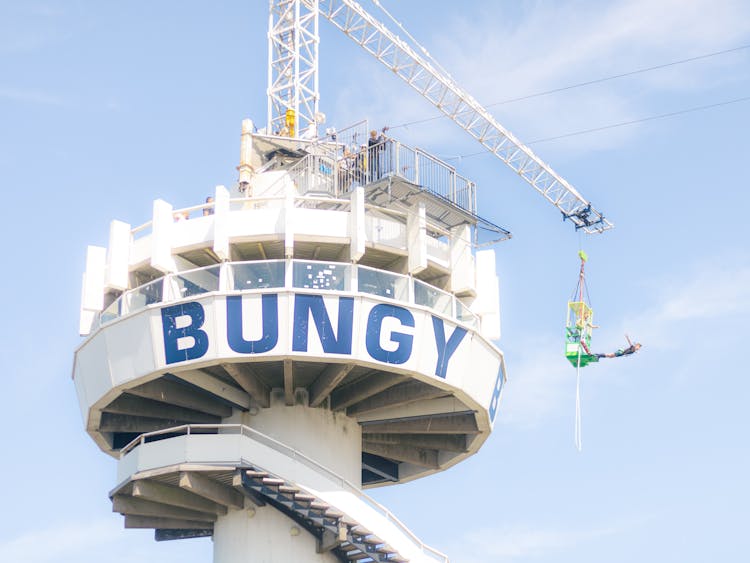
[{"xmin": 267, "ymin": 0, "xmax": 320, "ymax": 138}]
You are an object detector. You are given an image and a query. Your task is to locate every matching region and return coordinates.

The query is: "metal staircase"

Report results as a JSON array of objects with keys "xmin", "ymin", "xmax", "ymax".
[{"xmin": 240, "ymin": 468, "xmax": 411, "ymax": 562}]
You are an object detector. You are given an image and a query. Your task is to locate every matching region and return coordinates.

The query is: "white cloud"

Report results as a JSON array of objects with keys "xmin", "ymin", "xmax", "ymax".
[
  {"xmin": 622, "ymin": 261, "xmax": 750, "ymax": 349},
  {"xmin": 499, "ymin": 258, "xmax": 750, "ymax": 428},
  {"xmin": 336, "ymin": 0, "xmax": 750, "ymax": 155}
]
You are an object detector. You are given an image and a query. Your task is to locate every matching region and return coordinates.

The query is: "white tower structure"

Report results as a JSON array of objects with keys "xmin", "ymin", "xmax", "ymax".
[
  {"xmin": 74, "ymin": 2, "xmax": 610, "ymax": 561},
  {"xmin": 75, "ymin": 119, "xmax": 508, "ymax": 561}
]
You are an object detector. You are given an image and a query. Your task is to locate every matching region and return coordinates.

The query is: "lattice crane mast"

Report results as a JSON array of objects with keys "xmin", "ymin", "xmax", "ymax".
[{"xmin": 268, "ymin": 0, "xmax": 613, "ymax": 233}]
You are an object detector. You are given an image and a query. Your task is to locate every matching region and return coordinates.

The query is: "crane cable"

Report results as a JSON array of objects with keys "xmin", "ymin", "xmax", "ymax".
[
  {"xmin": 574, "ymin": 239, "xmax": 586, "ymax": 452},
  {"xmin": 388, "ymin": 43, "xmax": 750, "ymax": 130},
  {"xmin": 575, "ymin": 345, "xmax": 583, "ymax": 452}
]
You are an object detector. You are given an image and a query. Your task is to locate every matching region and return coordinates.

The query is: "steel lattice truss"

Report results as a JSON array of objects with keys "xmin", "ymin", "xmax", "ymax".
[
  {"xmin": 268, "ymin": 0, "xmax": 320, "ymax": 137},
  {"xmin": 308, "ymin": 0, "xmax": 613, "ymax": 233}
]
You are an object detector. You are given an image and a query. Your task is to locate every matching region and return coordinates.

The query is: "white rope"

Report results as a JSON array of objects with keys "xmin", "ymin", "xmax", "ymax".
[{"xmin": 575, "ymin": 345, "xmax": 583, "ymax": 452}]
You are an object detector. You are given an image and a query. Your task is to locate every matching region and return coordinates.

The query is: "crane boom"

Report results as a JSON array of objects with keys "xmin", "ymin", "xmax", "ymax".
[{"xmin": 308, "ymin": 0, "xmax": 613, "ymax": 233}]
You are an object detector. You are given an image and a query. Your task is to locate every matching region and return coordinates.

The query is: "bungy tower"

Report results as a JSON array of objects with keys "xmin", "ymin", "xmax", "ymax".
[
  {"xmin": 73, "ymin": 2, "xmax": 610, "ymax": 562},
  {"xmin": 73, "ymin": 116, "xmax": 508, "ymax": 562}
]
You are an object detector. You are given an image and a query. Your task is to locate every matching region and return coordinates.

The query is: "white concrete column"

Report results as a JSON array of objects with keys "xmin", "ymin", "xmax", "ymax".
[
  {"xmin": 349, "ymin": 186, "xmax": 365, "ymax": 262},
  {"xmin": 284, "ymin": 192, "xmax": 295, "ymax": 258},
  {"xmin": 79, "ymin": 245, "xmax": 106, "ymax": 335},
  {"xmin": 105, "ymin": 220, "xmax": 131, "ymax": 291},
  {"xmin": 449, "ymin": 224, "xmax": 475, "ymax": 295},
  {"xmin": 213, "ymin": 505, "xmax": 339, "ymax": 563},
  {"xmin": 151, "ymin": 199, "xmax": 176, "ymax": 273},
  {"xmin": 215, "ymin": 399, "xmax": 362, "ymax": 562},
  {"xmin": 213, "ymin": 184, "xmax": 231, "ymax": 261},
  {"xmin": 474, "ymin": 249, "xmax": 501, "ymax": 340},
  {"xmin": 407, "ymin": 202, "xmax": 427, "ymax": 274},
  {"xmin": 238, "ymin": 118, "xmax": 255, "ymax": 192}
]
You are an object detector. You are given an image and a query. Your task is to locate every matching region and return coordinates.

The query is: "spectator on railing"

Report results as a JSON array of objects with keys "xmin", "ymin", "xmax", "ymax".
[
  {"xmin": 354, "ymin": 144, "xmax": 368, "ymax": 186},
  {"xmin": 203, "ymin": 196, "xmax": 215, "ymax": 216},
  {"xmin": 368, "ymin": 127, "xmax": 388, "ymax": 181},
  {"xmin": 338, "ymin": 147, "xmax": 354, "ymax": 191},
  {"xmin": 173, "ymin": 210, "xmax": 189, "ymax": 222}
]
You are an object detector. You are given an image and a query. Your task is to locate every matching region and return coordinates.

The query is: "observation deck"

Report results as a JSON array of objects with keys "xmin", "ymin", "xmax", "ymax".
[{"xmin": 74, "ymin": 119, "xmax": 507, "ymax": 551}]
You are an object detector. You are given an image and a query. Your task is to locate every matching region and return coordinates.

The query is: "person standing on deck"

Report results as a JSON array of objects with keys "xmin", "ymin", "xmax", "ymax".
[{"xmin": 368, "ymin": 127, "xmax": 388, "ymax": 181}]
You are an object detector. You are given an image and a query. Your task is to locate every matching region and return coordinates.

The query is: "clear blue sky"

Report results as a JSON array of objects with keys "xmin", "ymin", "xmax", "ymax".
[{"xmin": 2, "ymin": 1, "xmax": 749, "ymax": 561}]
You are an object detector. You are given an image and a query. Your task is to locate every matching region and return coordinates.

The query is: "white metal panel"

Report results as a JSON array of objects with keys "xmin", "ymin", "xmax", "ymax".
[
  {"xmin": 151, "ymin": 199, "xmax": 176, "ymax": 273},
  {"xmin": 74, "ymin": 333, "xmax": 113, "ymax": 415},
  {"xmin": 105, "ymin": 220, "xmax": 131, "ymax": 291},
  {"xmin": 349, "ymin": 186, "xmax": 365, "ymax": 261},
  {"xmin": 294, "ymin": 208, "xmax": 349, "ymax": 240},
  {"xmin": 80, "ymin": 246, "xmax": 106, "ymax": 335},
  {"xmin": 366, "ymin": 214, "xmax": 406, "ymax": 249},
  {"xmin": 424, "ymin": 235, "xmax": 449, "ymax": 268},
  {"xmin": 474, "ymin": 249, "xmax": 501, "ymax": 340},
  {"xmin": 105, "ymin": 311, "xmax": 158, "ymax": 387},
  {"xmin": 81, "ymin": 246, "xmax": 106, "ymax": 310},
  {"xmin": 213, "ymin": 184, "xmax": 231, "ymax": 260},
  {"xmin": 171, "ymin": 215, "xmax": 213, "ymax": 252},
  {"xmin": 450, "ymin": 224, "xmax": 475, "ymax": 294},
  {"xmin": 407, "ymin": 202, "xmax": 427, "ymax": 274},
  {"xmin": 227, "ymin": 208, "xmax": 286, "ymax": 238}
]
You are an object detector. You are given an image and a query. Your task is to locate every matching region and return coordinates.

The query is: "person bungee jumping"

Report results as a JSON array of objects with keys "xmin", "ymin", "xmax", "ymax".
[{"xmin": 595, "ymin": 337, "xmax": 642, "ymax": 359}]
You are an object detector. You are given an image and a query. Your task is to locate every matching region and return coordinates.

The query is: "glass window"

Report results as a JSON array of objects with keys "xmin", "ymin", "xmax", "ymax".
[
  {"xmin": 100, "ymin": 296, "xmax": 123, "ymax": 325},
  {"xmin": 173, "ymin": 265, "xmax": 222, "ymax": 298},
  {"xmin": 126, "ymin": 279, "xmax": 164, "ymax": 312},
  {"xmin": 455, "ymin": 299, "xmax": 478, "ymax": 328},
  {"xmin": 414, "ymin": 280, "xmax": 452, "ymax": 316},
  {"xmin": 358, "ymin": 266, "xmax": 409, "ymax": 301},
  {"xmin": 232, "ymin": 261, "xmax": 286, "ymax": 290},
  {"xmin": 293, "ymin": 261, "xmax": 349, "ymax": 291}
]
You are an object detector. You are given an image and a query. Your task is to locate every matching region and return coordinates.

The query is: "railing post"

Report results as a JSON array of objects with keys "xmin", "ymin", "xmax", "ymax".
[
  {"xmin": 414, "ymin": 151, "xmax": 420, "ymax": 186},
  {"xmin": 394, "ymin": 141, "xmax": 400, "ymax": 180},
  {"xmin": 219, "ymin": 262, "xmax": 231, "ymax": 293},
  {"xmin": 285, "ymin": 257, "xmax": 293, "ymax": 289},
  {"xmin": 161, "ymin": 276, "xmax": 171, "ymax": 303}
]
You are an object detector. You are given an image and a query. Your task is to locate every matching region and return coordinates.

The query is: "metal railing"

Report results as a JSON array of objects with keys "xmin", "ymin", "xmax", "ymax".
[
  {"xmin": 334, "ymin": 138, "xmax": 477, "ymax": 214},
  {"xmin": 97, "ymin": 259, "xmax": 479, "ymax": 330},
  {"xmin": 120, "ymin": 423, "xmax": 448, "ymax": 562}
]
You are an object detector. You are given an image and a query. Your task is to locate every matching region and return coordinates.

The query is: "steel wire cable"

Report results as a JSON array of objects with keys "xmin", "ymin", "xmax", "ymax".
[{"xmin": 389, "ymin": 43, "xmax": 750, "ymax": 130}]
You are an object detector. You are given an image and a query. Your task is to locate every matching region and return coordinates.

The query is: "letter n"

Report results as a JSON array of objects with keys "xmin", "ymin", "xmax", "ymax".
[{"xmin": 292, "ymin": 294, "xmax": 353, "ymax": 354}]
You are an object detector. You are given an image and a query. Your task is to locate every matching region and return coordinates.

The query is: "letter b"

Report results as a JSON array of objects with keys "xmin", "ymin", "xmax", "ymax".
[{"xmin": 161, "ymin": 302, "xmax": 209, "ymax": 365}]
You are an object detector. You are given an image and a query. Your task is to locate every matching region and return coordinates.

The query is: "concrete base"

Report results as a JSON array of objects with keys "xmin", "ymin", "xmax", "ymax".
[
  {"xmin": 213, "ymin": 505, "xmax": 339, "ymax": 563},
  {"xmin": 229, "ymin": 390, "xmax": 362, "ymax": 488}
]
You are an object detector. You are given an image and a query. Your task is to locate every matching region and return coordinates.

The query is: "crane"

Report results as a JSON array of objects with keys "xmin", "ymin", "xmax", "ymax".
[{"xmin": 267, "ymin": 0, "xmax": 613, "ymax": 233}]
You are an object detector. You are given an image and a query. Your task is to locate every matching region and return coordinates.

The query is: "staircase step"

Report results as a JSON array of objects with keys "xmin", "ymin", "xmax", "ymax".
[
  {"xmin": 350, "ymin": 525, "xmax": 373, "ymax": 536},
  {"xmin": 362, "ymin": 534, "xmax": 384, "ymax": 545}
]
